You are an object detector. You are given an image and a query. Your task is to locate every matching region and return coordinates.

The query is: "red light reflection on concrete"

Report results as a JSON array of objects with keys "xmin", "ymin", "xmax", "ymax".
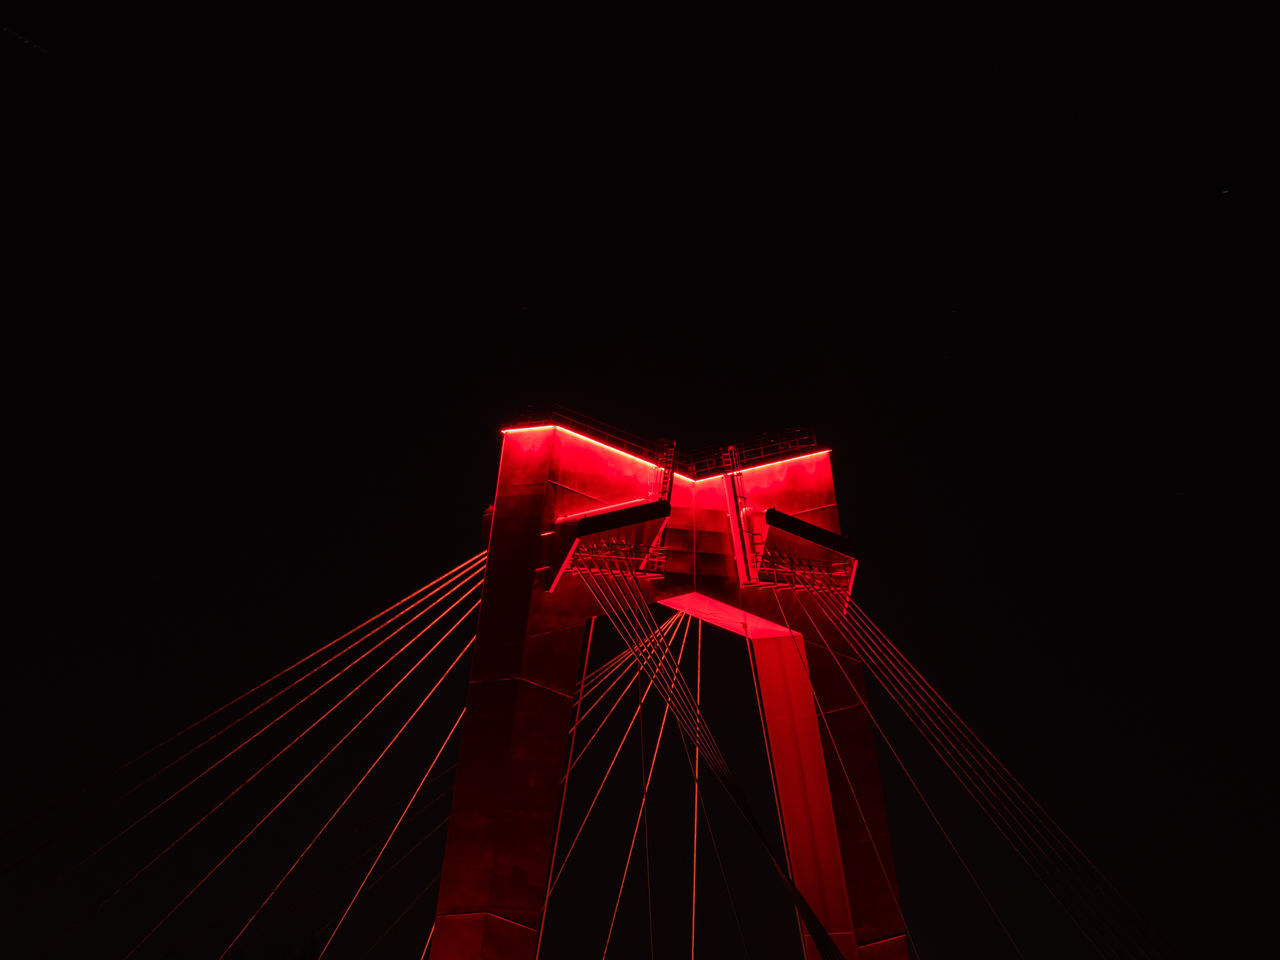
[{"xmin": 434, "ymin": 425, "xmax": 905, "ymax": 960}]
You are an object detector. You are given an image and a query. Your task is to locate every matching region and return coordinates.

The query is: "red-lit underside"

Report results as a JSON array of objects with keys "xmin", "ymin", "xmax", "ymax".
[{"xmin": 432, "ymin": 425, "xmax": 905, "ymax": 960}]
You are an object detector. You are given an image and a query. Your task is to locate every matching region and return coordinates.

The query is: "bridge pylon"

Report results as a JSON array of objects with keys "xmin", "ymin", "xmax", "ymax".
[{"xmin": 432, "ymin": 416, "xmax": 907, "ymax": 960}]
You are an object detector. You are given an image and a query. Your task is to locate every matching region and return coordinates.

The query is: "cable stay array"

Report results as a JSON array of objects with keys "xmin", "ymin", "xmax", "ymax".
[
  {"xmin": 93, "ymin": 558, "xmax": 487, "ymax": 887},
  {"xmin": 531, "ymin": 554, "xmax": 1160, "ymax": 960},
  {"xmin": 29, "ymin": 552, "xmax": 486, "ymax": 960},
  {"xmin": 559, "ymin": 561, "xmax": 849, "ymax": 960},
  {"xmin": 20, "ymin": 538, "xmax": 1160, "ymax": 960},
  {"xmin": 784, "ymin": 566, "xmax": 1160, "ymax": 960}
]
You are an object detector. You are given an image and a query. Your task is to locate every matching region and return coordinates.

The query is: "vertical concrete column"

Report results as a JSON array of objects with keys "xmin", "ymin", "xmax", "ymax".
[
  {"xmin": 433, "ymin": 429, "xmax": 591, "ymax": 960},
  {"xmin": 749, "ymin": 615, "xmax": 908, "ymax": 960},
  {"xmin": 749, "ymin": 626, "xmax": 860, "ymax": 960}
]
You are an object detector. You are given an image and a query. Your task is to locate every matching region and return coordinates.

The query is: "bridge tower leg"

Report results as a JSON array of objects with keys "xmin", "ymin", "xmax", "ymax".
[
  {"xmin": 431, "ymin": 425, "xmax": 661, "ymax": 960},
  {"xmin": 746, "ymin": 616, "xmax": 907, "ymax": 960},
  {"xmin": 661, "ymin": 454, "xmax": 908, "ymax": 960},
  {"xmin": 434, "ymin": 420, "xmax": 905, "ymax": 960}
]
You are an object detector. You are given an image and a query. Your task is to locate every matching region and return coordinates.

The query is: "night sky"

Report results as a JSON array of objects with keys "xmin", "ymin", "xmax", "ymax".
[{"xmin": 5, "ymin": 2, "xmax": 1274, "ymax": 958}]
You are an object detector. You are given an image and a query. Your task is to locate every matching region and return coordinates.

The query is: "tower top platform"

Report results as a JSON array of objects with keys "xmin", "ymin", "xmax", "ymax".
[{"xmin": 505, "ymin": 404, "xmax": 821, "ymax": 479}]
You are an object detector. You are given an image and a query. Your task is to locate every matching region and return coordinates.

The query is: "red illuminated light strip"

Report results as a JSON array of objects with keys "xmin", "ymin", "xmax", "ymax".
[
  {"xmin": 684, "ymin": 447, "xmax": 832, "ymax": 484},
  {"xmin": 501, "ymin": 422, "xmax": 830, "ymax": 485},
  {"xmin": 719, "ymin": 448, "xmax": 830, "ymax": 478},
  {"xmin": 555, "ymin": 497, "xmax": 650, "ymax": 524},
  {"xmin": 139, "ymin": 615, "xmax": 479, "ymax": 960},
  {"xmin": 501, "ymin": 423, "xmax": 682, "ymax": 477}
]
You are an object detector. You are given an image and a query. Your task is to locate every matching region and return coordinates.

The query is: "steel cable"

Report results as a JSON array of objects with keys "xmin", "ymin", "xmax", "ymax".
[
  {"xmin": 799, "ymin": 576, "xmax": 1150, "ymax": 959},
  {"xmin": 99, "ymin": 574, "xmax": 485, "ymax": 901},
  {"xmin": 88, "ymin": 564, "xmax": 485, "ymax": 872},
  {"xmin": 123, "ymin": 606, "xmax": 481, "ymax": 958}
]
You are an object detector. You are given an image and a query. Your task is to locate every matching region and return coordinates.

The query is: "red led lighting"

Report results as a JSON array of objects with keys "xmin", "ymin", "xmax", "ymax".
[{"xmin": 433, "ymin": 422, "xmax": 904, "ymax": 960}]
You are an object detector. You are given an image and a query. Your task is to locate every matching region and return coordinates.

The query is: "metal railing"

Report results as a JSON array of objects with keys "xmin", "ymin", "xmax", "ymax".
[
  {"xmin": 757, "ymin": 550, "xmax": 854, "ymax": 589},
  {"xmin": 680, "ymin": 428, "xmax": 819, "ymax": 477},
  {"xmin": 571, "ymin": 542, "xmax": 668, "ymax": 579}
]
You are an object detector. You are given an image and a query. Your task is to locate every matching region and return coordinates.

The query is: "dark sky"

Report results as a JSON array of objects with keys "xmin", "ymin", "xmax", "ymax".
[{"xmin": 4, "ymin": 2, "xmax": 1274, "ymax": 958}]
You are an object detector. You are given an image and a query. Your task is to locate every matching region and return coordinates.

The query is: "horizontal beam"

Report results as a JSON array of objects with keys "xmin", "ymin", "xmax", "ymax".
[{"xmin": 765, "ymin": 508, "xmax": 857, "ymax": 560}]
